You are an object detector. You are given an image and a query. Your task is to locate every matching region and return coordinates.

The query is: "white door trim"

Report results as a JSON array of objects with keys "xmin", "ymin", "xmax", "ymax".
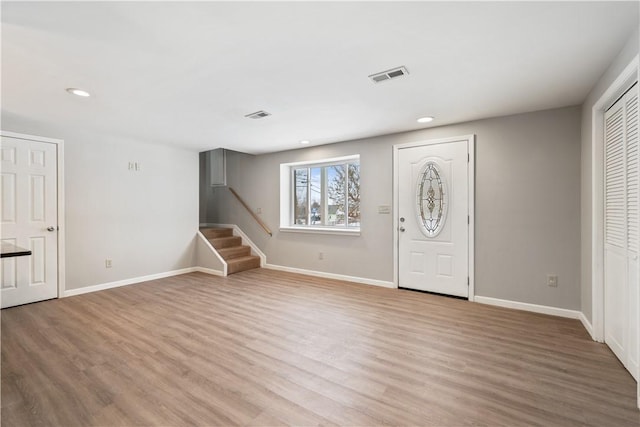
[
  {"xmin": 589, "ymin": 55, "xmax": 639, "ymax": 409},
  {"xmin": 590, "ymin": 55, "xmax": 639, "ymax": 343},
  {"xmin": 393, "ymin": 134, "xmax": 475, "ymax": 300},
  {"xmin": 1, "ymin": 130, "xmax": 66, "ymax": 299}
]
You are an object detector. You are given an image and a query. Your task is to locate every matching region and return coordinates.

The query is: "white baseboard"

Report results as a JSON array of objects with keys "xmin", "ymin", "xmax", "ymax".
[
  {"xmin": 193, "ymin": 266, "xmax": 224, "ymax": 276},
  {"xmin": 474, "ymin": 295, "xmax": 582, "ymax": 319},
  {"xmin": 264, "ymin": 263, "xmax": 395, "ymax": 289},
  {"xmin": 63, "ymin": 267, "xmax": 216, "ymax": 297},
  {"xmin": 579, "ymin": 312, "xmax": 597, "ymax": 340}
]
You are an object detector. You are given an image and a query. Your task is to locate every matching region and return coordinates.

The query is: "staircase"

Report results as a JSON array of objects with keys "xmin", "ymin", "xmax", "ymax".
[{"xmin": 201, "ymin": 227, "xmax": 261, "ymax": 274}]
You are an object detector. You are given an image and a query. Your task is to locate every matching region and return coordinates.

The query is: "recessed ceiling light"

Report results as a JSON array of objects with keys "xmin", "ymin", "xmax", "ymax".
[
  {"xmin": 300, "ymin": 140, "xmax": 310, "ymax": 145},
  {"xmin": 66, "ymin": 88, "xmax": 90, "ymax": 97},
  {"xmin": 417, "ymin": 116, "xmax": 434, "ymax": 123}
]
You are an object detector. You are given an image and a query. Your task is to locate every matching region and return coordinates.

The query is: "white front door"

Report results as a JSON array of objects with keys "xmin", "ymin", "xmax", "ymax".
[
  {"xmin": 604, "ymin": 83, "xmax": 639, "ymax": 380},
  {"xmin": 396, "ymin": 137, "xmax": 471, "ymax": 297},
  {"xmin": 1, "ymin": 135, "xmax": 59, "ymax": 308}
]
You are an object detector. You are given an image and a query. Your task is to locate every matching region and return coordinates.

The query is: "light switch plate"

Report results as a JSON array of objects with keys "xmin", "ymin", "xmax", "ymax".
[{"xmin": 378, "ymin": 205, "xmax": 391, "ymax": 214}]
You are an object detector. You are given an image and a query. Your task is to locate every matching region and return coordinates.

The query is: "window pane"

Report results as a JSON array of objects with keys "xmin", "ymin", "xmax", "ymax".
[
  {"xmin": 328, "ymin": 164, "xmax": 346, "ymax": 226},
  {"xmin": 294, "ymin": 169, "xmax": 308, "ymax": 225},
  {"xmin": 285, "ymin": 157, "xmax": 360, "ymax": 230},
  {"xmin": 310, "ymin": 167, "xmax": 322, "ymax": 225},
  {"xmin": 347, "ymin": 163, "xmax": 360, "ymax": 227}
]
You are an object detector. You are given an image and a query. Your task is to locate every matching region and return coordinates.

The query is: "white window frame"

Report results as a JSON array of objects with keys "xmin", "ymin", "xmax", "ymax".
[{"xmin": 280, "ymin": 155, "xmax": 360, "ymax": 235}]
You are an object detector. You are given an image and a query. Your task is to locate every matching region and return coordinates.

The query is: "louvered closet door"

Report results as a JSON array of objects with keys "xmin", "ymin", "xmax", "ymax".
[{"xmin": 605, "ymin": 83, "xmax": 639, "ymax": 381}]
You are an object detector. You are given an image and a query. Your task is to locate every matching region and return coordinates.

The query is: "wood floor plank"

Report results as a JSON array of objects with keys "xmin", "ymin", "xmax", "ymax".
[{"xmin": 2, "ymin": 269, "xmax": 639, "ymax": 426}]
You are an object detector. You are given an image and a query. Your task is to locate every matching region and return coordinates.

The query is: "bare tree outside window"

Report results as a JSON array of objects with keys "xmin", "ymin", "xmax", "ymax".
[
  {"xmin": 286, "ymin": 156, "xmax": 360, "ymax": 231},
  {"xmin": 294, "ymin": 169, "xmax": 308, "ymax": 225},
  {"xmin": 328, "ymin": 164, "xmax": 360, "ymax": 227}
]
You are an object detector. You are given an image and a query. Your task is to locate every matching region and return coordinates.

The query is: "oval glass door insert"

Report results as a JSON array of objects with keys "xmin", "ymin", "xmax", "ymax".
[{"xmin": 416, "ymin": 161, "xmax": 448, "ymax": 237}]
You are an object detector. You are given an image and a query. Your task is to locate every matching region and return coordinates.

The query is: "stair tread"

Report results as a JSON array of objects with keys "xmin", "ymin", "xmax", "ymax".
[
  {"xmin": 218, "ymin": 246, "xmax": 250, "ymax": 251},
  {"xmin": 210, "ymin": 236, "xmax": 238, "ymax": 241},
  {"xmin": 226, "ymin": 255, "xmax": 260, "ymax": 263},
  {"xmin": 217, "ymin": 245, "xmax": 251, "ymax": 260}
]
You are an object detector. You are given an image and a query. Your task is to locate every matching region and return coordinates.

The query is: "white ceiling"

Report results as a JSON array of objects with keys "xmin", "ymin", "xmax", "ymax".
[{"xmin": 2, "ymin": 1, "xmax": 638, "ymax": 154}]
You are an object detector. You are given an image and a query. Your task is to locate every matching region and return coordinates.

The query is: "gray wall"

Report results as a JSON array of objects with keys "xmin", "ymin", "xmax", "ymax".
[
  {"xmin": 580, "ymin": 28, "xmax": 640, "ymax": 322},
  {"xmin": 2, "ymin": 115, "xmax": 199, "ymax": 291},
  {"xmin": 202, "ymin": 106, "xmax": 582, "ymax": 310}
]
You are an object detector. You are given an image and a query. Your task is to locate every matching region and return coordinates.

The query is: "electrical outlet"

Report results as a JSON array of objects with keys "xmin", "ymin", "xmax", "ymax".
[
  {"xmin": 105, "ymin": 259, "xmax": 113, "ymax": 268},
  {"xmin": 318, "ymin": 252, "xmax": 324, "ymax": 260},
  {"xmin": 547, "ymin": 274, "xmax": 558, "ymax": 287}
]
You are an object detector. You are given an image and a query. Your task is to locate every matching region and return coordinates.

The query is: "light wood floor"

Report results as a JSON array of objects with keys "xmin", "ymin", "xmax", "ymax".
[{"xmin": 2, "ymin": 269, "xmax": 639, "ymax": 426}]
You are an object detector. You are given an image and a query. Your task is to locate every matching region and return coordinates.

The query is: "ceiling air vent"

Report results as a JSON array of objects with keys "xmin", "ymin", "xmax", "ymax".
[
  {"xmin": 368, "ymin": 66, "xmax": 409, "ymax": 83},
  {"xmin": 245, "ymin": 110, "xmax": 271, "ymax": 119}
]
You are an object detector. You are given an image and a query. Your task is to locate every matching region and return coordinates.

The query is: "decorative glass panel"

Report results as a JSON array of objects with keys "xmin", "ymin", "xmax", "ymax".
[{"xmin": 416, "ymin": 161, "xmax": 447, "ymax": 237}]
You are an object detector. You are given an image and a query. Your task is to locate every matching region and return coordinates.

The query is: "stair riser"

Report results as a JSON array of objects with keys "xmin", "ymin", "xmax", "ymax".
[
  {"xmin": 201, "ymin": 228, "xmax": 233, "ymax": 239},
  {"xmin": 227, "ymin": 257, "xmax": 261, "ymax": 275},
  {"xmin": 210, "ymin": 236, "xmax": 242, "ymax": 249}
]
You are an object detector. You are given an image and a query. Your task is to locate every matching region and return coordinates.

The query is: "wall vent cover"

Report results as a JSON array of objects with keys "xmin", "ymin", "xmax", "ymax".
[
  {"xmin": 368, "ymin": 66, "xmax": 409, "ymax": 83},
  {"xmin": 245, "ymin": 110, "xmax": 271, "ymax": 119}
]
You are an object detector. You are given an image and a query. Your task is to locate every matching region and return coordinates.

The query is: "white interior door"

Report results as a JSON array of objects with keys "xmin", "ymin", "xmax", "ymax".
[
  {"xmin": 397, "ymin": 138, "xmax": 470, "ymax": 297},
  {"xmin": 1, "ymin": 135, "xmax": 58, "ymax": 308},
  {"xmin": 604, "ymin": 83, "xmax": 639, "ymax": 381}
]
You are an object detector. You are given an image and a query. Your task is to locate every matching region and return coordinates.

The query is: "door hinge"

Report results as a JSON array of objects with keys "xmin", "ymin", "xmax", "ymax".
[
  {"xmin": 467, "ymin": 277, "xmax": 470, "ymax": 286},
  {"xmin": 467, "ymin": 215, "xmax": 470, "ymax": 224},
  {"xmin": 468, "ymin": 153, "xmax": 470, "ymax": 162}
]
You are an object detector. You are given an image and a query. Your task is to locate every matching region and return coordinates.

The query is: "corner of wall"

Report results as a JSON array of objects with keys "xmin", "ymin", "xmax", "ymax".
[{"xmin": 580, "ymin": 27, "xmax": 640, "ymax": 325}]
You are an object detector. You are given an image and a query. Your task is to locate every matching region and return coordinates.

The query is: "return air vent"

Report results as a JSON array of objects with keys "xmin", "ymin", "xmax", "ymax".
[
  {"xmin": 368, "ymin": 66, "xmax": 409, "ymax": 83},
  {"xmin": 244, "ymin": 110, "xmax": 271, "ymax": 119}
]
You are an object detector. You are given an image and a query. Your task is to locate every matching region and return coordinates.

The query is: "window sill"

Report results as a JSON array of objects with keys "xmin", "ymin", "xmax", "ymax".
[{"xmin": 279, "ymin": 226, "xmax": 361, "ymax": 236}]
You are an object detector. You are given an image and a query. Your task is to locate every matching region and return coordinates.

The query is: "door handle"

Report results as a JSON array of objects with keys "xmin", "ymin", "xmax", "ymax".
[
  {"xmin": 46, "ymin": 226, "xmax": 56, "ymax": 232},
  {"xmin": 399, "ymin": 226, "xmax": 405, "ymax": 232}
]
